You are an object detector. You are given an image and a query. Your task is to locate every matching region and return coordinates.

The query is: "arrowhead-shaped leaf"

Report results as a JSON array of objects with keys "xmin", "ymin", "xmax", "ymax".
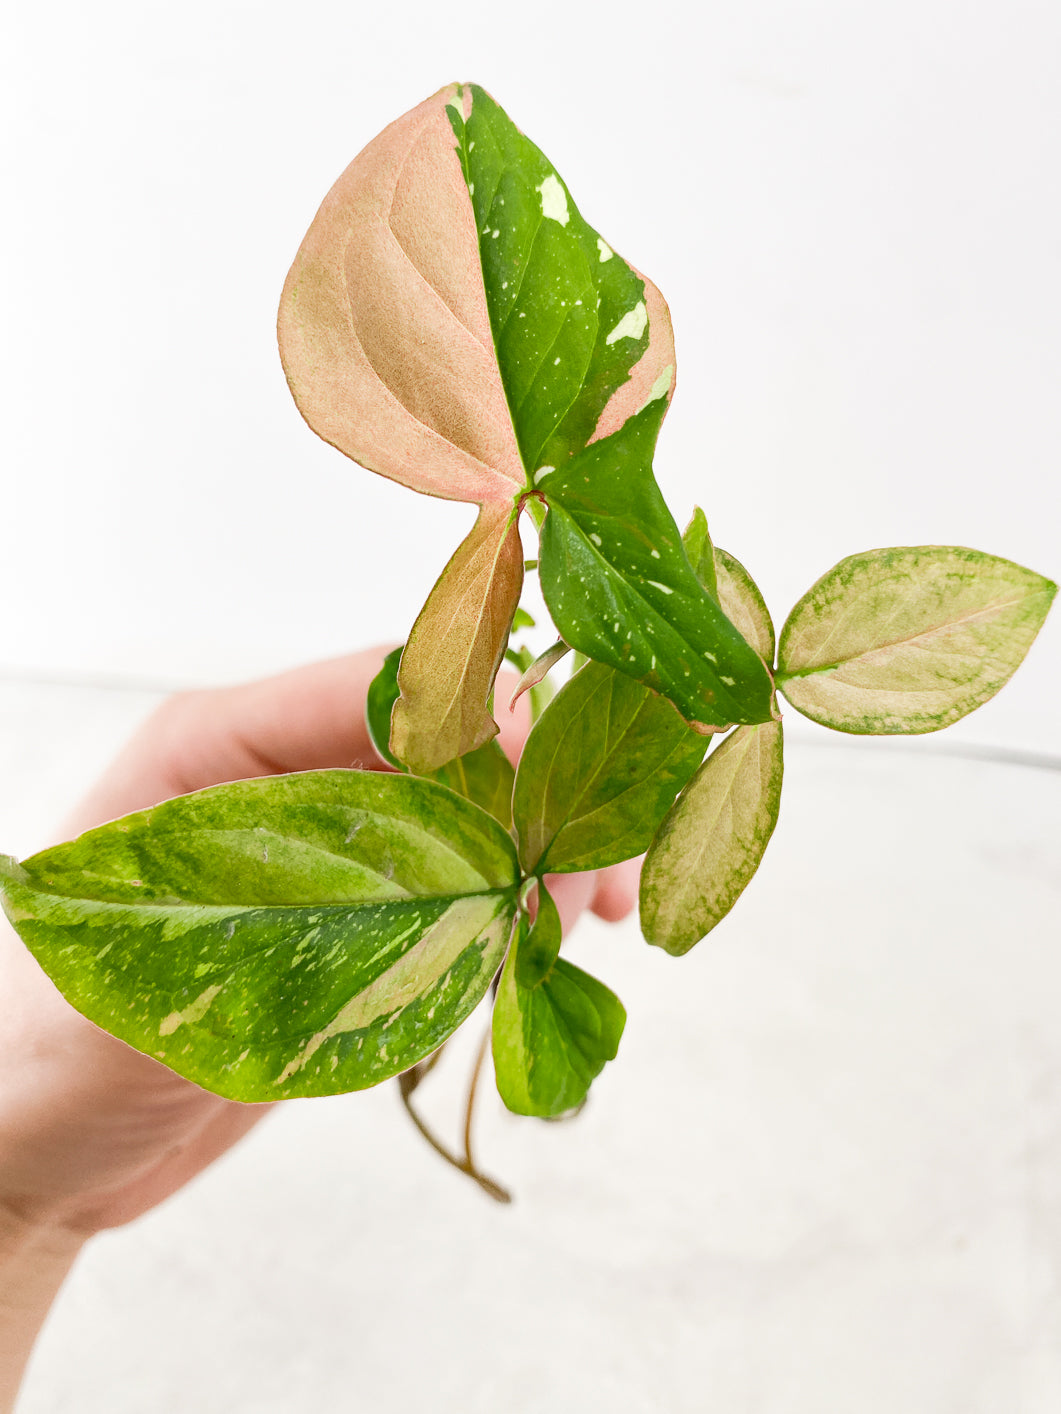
[
  {"xmin": 513, "ymin": 659, "xmax": 707, "ymax": 875},
  {"xmin": 391, "ymin": 502, "xmax": 524, "ymax": 771},
  {"xmin": 278, "ymin": 84, "xmax": 525, "ymax": 506},
  {"xmin": 0, "ymin": 772, "xmax": 519, "ymax": 1100},
  {"xmin": 492, "ymin": 884, "xmax": 625, "ymax": 1118},
  {"xmin": 279, "ymin": 79, "xmax": 674, "ymax": 500},
  {"xmin": 640, "ymin": 719, "xmax": 784, "ymax": 955},
  {"xmin": 776, "ymin": 546, "xmax": 1057, "ymax": 733},
  {"xmin": 281, "ymin": 81, "xmax": 680, "ymax": 770},
  {"xmin": 538, "ymin": 402, "xmax": 776, "ymax": 729}
]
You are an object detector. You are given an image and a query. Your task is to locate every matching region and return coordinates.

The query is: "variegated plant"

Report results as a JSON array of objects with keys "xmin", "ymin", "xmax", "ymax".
[{"xmin": 1, "ymin": 83, "xmax": 1055, "ymax": 1197}]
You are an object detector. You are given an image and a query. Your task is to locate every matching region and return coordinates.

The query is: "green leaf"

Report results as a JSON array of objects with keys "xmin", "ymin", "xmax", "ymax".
[
  {"xmin": 513, "ymin": 659, "xmax": 707, "ymax": 875},
  {"xmin": 447, "ymin": 83, "xmax": 675, "ymax": 480},
  {"xmin": 492, "ymin": 885, "xmax": 625, "ymax": 1118},
  {"xmin": 776, "ymin": 546, "xmax": 1057, "ymax": 734},
  {"xmin": 538, "ymin": 401, "xmax": 776, "ymax": 730},
  {"xmin": 0, "ymin": 772, "xmax": 520, "ymax": 1100},
  {"xmin": 682, "ymin": 506, "xmax": 719, "ymax": 603},
  {"xmin": 431, "ymin": 741, "xmax": 515, "ymax": 830},
  {"xmin": 682, "ymin": 508, "xmax": 775, "ymax": 666},
  {"xmin": 365, "ymin": 647, "xmax": 404, "ymax": 769},
  {"xmin": 511, "ymin": 607, "xmax": 536, "ymax": 632},
  {"xmin": 640, "ymin": 719, "xmax": 784, "ymax": 955}
]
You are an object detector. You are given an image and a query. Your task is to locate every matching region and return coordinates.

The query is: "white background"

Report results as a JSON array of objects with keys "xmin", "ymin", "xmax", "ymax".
[
  {"xmin": 2, "ymin": 4, "xmax": 1060, "ymax": 1411},
  {"xmin": 2, "ymin": 0, "xmax": 1058, "ymax": 750}
]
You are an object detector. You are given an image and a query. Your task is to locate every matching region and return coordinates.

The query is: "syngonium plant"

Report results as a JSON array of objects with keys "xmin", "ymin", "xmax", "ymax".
[{"xmin": 1, "ymin": 83, "xmax": 1055, "ymax": 1199}]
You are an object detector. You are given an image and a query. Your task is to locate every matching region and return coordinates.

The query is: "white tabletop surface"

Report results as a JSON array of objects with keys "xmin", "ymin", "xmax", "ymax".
[{"xmin": 2, "ymin": 678, "xmax": 1058, "ymax": 1413}]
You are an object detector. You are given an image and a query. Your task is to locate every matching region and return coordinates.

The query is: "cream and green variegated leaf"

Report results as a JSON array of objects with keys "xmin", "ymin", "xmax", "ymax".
[
  {"xmin": 776, "ymin": 547, "xmax": 1057, "ymax": 734},
  {"xmin": 513, "ymin": 659, "xmax": 707, "ymax": 875},
  {"xmin": 492, "ymin": 885, "xmax": 626, "ymax": 1118},
  {"xmin": 715, "ymin": 548, "xmax": 776, "ymax": 668},
  {"xmin": 367, "ymin": 644, "xmax": 516, "ymax": 826},
  {"xmin": 640, "ymin": 720, "xmax": 784, "ymax": 955},
  {"xmin": 0, "ymin": 772, "xmax": 519, "ymax": 1101},
  {"xmin": 538, "ymin": 401, "xmax": 776, "ymax": 730},
  {"xmin": 683, "ymin": 508, "xmax": 776, "ymax": 666}
]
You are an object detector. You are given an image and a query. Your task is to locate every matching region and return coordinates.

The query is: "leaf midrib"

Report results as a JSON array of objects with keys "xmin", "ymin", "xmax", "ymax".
[
  {"xmin": 778, "ymin": 589, "xmax": 1035, "ymax": 681},
  {"xmin": 524, "ymin": 674, "xmax": 643, "ymax": 870},
  {"xmin": 18, "ymin": 878, "xmax": 516, "ymax": 914}
]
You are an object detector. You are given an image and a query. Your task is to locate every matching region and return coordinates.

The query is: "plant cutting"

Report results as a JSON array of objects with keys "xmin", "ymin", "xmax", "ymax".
[{"xmin": 1, "ymin": 82, "xmax": 1054, "ymax": 1200}]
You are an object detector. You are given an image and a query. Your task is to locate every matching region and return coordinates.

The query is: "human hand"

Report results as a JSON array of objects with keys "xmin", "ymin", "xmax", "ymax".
[{"xmin": 0, "ymin": 649, "xmax": 637, "ymax": 1238}]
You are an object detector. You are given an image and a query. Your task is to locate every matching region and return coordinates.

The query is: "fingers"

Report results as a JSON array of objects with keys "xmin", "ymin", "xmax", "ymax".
[
  {"xmin": 84, "ymin": 1100, "xmax": 274, "ymax": 1232},
  {"xmin": 544, "ymin": 856, "xmax": 640, "ymax": 938},
  {"xmin": 588, "ymin": 857, "xmax": 641, "ymax": 922},
  {"xmin": 60, "ymin": 647, "xmax": 397, "ymax": 836},
  {"xmin": 172, "ymin": 647, "xmax": 396, "ymax": 784},
  {"xmin": 544, "ymin": 872, "xmax": 598, "ymax": 939},
  {"xmin": 494, "ymin": 669, "xmax": 532, "ymax": 766}
]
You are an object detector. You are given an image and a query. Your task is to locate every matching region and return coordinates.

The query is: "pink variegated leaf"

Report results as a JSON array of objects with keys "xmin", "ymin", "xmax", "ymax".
[
  {"xmin": 278, "ymin": 85, "xmax": 524, "ymax": 506},
  {"xmin": 390, "ymin": 503, "xmax": 524, "ymax": 772},
  {"xmin": 278, "ymin": 82, "xmax": 704, "ymax": 760}
]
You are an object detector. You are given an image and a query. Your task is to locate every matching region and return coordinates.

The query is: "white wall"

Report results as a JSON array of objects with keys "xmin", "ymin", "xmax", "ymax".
[{"xmin": 3, "ymin": 0, "xmax": 1058, "ymax": 751}]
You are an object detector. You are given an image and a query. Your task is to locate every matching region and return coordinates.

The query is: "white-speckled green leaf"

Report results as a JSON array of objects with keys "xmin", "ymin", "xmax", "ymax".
[
  {"xmin": 538, "ymin": 402, "xmax": 776, "ymax": 730},
  {"xmin": 447, "ymin": 83, "xmax": 675, "ymax": 480},
  {"xmin": 492, "ymin": 885, "xmax": 625, "ymax": 1117},
  {"xmin": 0, "ymin": 771, "xmax": 519, "ymax": 1100},
  {"xmin": 640, "ymin": 720, "xmax": 783, "ymax": 955},
  {"xmin": 776, "ymin": 546, "xmax": 1056, "ymax": 733}
]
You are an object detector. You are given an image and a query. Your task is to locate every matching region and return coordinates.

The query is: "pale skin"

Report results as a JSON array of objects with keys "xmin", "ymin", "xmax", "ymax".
[{"xmin": 0, "ymin": 649, "xmax": 637, "ymax": 1409}]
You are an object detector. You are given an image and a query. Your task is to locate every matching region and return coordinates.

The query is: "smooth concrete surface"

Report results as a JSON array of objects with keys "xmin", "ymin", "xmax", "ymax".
[{"xmin": 2, "ymin": 679, "xmax": 1059, "ymax": 1412}]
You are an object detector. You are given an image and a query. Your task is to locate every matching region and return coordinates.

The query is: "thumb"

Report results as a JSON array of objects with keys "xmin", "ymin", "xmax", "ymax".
[{"xmin": 60, "ymin": 648, "xmax": 393, "ymax": 837}]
